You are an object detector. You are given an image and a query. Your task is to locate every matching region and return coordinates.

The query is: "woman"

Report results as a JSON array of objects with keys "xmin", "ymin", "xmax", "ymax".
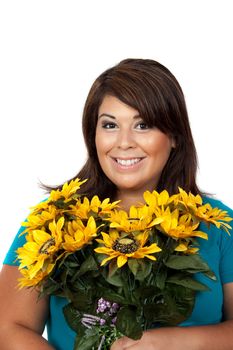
[{"xmin": 0, "ymin": 59, "xmax": 233, "ymax": 349}]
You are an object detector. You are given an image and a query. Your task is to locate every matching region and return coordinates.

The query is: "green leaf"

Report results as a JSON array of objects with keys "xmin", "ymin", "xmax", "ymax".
[
  {"xmin": 143, "ymin": 285, "xmax": 195, "ymax": 326},
  {"xmin": 133, "ymin": 285, "xmax": 162, "ymax": 302},
  {"xmin": 165, "ymin": 284, "xmax": 195, "ymax": 323},
  {"xmin": 167, "ymin": 274, "xmax": 210, "ymax": 291},
  {"xmin": 127, "ymin": 259, "xmax": 139, "ymax": 276},
  {"xmin": 67, "ymin": 289, "xmax": 93, "ymax": 310},
  {"xmin": 101, "ymin": 290, "xmax": 127, "ymax": 304},
  {"xmin": 127, "ymin": 259, "xmax": 152, "ymax": 281},
  {"xmin": 164, "ymin": 254, "xmax": 214, "ymax": 274},
  {"xmin": 53, "ymin": 198, "xmax": 69, "ymax": 209},
  {"xmin": 40, "ymin": 281, "xmax": 61, "ymax": 296},
  {"xmin": 116, "ymin": 306, "xmax": 142, "ymax": 340},
  {"xmin": 105, "ymin": 269, "xmax": 124, "ymax": 287},
  {"xmin": 63, "ymin": 303, "xmax": 82, "ymax": 333},
  {"xmin": 74, "ymin": 328, "xmax": 99, "ymax": 350},
  {"xmin": 73, "ymin": 255, "xmax": 98, "ymax": 278},
  {"xmin": 203, "ymin": 269, "xmax": 217, "ymax": 281},
  {"xmin": 154, "ymin": 267, "xmax": 167, "ymax": 290},
  {"xmin": 108, "ymin": 259, "xmax": 119, "ymax": 278}
]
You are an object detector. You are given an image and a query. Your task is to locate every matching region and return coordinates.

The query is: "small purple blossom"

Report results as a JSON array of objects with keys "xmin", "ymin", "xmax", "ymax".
[
  {"xmin": 111, "ymin": 316, "xmax": 117, "ymax": 325},
  {"xmin": 99, "ymin": 318, "xmax": 106, "ymax": 325},
  {"xmin": 97, "ymin": 297, "xmax": 110, "ymax": 313},
  {"xmin": 81, "ymin": 313, "xmax": 102, "ymax": 329},
  {"xmin": 112, "ymin": 303, "xmax": 119, "ymax": 310},
  {"xmin": 81, "ymin": 297, "xmax": 121, "ymax": 334},
  {"xmin": 96, "ymin": 298, "xmax": 119, "ymax": 315},
  {"xmin": 83, "ymin": 313, "xmax": 101, "ymax": 321}
]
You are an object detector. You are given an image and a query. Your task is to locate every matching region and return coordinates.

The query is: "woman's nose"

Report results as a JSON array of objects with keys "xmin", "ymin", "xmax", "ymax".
[{"xmin": 117, "ymin": 129, "xmax": 136, "ymax": 149}]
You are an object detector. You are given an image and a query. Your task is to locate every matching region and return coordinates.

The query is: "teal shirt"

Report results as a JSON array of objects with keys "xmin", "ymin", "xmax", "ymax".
[{"xmin": 4, "ymin": 197, "xmax": 233, "ymax": 350}]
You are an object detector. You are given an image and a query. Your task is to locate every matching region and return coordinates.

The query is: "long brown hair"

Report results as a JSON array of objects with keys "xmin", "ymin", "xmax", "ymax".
[{"xmin": 43, "ymin": 58, "xmax": 201, "ymax": 199}]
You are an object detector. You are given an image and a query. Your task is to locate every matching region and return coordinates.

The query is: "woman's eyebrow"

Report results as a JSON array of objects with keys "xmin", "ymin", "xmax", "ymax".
[
  {"xmin": 98, "ymin": 113, "xmax": 141, "ymax": 119},
  {"xmin": 98, "ymin": 113, "xmax": 116, "ymax": 119}
]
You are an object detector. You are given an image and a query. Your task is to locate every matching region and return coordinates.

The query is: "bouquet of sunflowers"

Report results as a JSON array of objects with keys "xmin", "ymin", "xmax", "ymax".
[{"xmin": 17, "ymin": 178, "xmax": 232, "ymax": 350}]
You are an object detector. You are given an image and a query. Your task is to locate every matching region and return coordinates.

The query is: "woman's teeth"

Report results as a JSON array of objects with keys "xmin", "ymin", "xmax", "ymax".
[{"xmin": 116, "ymin": 158, "xmax": 141, "ymax": 166}]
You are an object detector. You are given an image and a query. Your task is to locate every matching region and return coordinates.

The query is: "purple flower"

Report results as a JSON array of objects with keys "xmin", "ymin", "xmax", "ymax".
[
  {"xmin": 111, "ymin": 316, "xmax": 117, "ymax": 325},
  {"xmin": 97, "ymin": 297, "xmax": 112, "ymax": 313},
  {"xmin": 99, "ymin": 318, "xmax": 106, "ymax": 325},
  {"xmin": 81, "ymin": 313, "xmax": 102, "ymax": 329}
]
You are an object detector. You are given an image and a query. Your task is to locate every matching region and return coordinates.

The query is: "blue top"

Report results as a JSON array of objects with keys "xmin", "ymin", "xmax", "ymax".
[{"xmin": 3, "ymin": 197, "xmax": 233, "ymax": 350}]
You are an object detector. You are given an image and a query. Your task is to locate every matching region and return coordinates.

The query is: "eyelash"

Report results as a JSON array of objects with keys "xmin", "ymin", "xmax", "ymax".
[
  {"xmin": 101, "ymin": 122, "xmax": 117, "ymax": 129},
  {"xmin": 135, "ymin": 122, "xmax": 149, "ymax": 130},
  {"xmin": 101, "ymin": 121, "xmax": 149, "ymax": 130}
]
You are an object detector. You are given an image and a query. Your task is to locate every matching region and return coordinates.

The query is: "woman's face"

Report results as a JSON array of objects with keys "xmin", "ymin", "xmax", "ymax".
[{"xmin": 95, "ymin": 95, "xmax": 175, "ymax": 194}]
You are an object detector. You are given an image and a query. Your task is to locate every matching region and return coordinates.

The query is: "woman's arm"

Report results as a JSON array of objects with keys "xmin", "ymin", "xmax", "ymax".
[
  {"xmin": 111, "ymin": 283, "xmax": 233, "ymax": 350},
  {"xmin": 0, "ymin": 265, "xmax": 55, "ymax": 349}
]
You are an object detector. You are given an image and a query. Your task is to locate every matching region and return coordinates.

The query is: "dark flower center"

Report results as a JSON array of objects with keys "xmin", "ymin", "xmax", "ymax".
[
  {"xmin": 112, "ymin": 237, "xmax": 139, "ymax": 254},
  {"xmin": 39, "ymin": 238, "xmax": 55, "ymax": 254}
]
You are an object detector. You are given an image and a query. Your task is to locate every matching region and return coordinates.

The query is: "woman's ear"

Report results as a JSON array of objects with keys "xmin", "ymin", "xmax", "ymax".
[{"xmin": 170, "ymin": 136, "xmax": 176, "ymax": 148}]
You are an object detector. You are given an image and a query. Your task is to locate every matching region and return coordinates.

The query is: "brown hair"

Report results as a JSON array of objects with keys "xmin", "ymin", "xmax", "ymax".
[{"xmin": 44, "ymin": 58, "xmax": 201, "ymax": 199}]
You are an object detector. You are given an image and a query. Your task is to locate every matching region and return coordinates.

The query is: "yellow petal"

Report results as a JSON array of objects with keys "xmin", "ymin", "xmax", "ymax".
[
  {"xmin": 192, "ymin": 231, "xmax": 208, "ymax": 239},
  {"xmin": 94, "ymin": 247, "xmax": 113, "ymax": 254},
  {"xmin": 129, "ymin": 206, "xmax": 138, "ymax": 218},
  {"xmin": 100, "ymin": 255, "xmax": 116, "ymax": 266},
  {"xmin": 32, "ymin": 230, "xmax": 51, "ymax": 245},
  {"xmin": 175, "ymin": 243, "xmax": 187, "ymax": 252},
  {"xmin": 148, "ymin": 217, "xmax": 164, "ymax": 227},
  {"xmin": 144, "ymin": 254, "xmax": 157, "ymax": 260},
  {"xmin": 136, "ymin": 231, "xmax": 149, "ymax": 246},
  {"xmin": 87, "ymin": 216, "xmax": 97, "ymax": 232},
  {"xmin": 23, "ymin": 242, "xmax": 40, "ymax": 253},
  {"xmin": 117, "ymin": 255, "xmax": 128, "ymax": 268},
  {"xmin": 140, "ymin": 243, "xmax": 161, "ymax": 254},
  {"xmin": 158, "ymin": 190, "xmax": 169, "ymax": 206},
  {"xmin": 101, "ymin": 232, "xmax": 114, "ymax": 247},
  {"xmin": 109, "ymin": 230, "xmax": 119, "ymax": 241}
]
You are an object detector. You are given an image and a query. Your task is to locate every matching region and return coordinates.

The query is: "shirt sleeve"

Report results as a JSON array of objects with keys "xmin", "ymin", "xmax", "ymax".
[
  {"xmin": 218, "ymin": 203, "xmax": 233, "ymax": 284},
  {"xmin": 3, "ymin": 225, "xmax": 27, "ymax": 266}
]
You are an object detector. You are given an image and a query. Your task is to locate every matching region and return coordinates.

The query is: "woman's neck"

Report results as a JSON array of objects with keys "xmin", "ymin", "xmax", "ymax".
[{"xmin": 115, "ymin": 189, "xmax": 145, "ymax": 212}]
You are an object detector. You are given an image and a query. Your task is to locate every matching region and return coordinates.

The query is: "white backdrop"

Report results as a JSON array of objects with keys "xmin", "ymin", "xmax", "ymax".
[{"xmin": 1, "ymin": 0, "xmax": 233, "ymax": 265}]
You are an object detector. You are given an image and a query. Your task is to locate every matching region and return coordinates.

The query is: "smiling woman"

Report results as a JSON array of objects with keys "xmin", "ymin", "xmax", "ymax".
[
  {"xmin": 95, "ymin": 95, "xmax": 175, "ymax": 209},
  {"xmin": 63, "ymin": 59, "xmax": 200, "ymax": 204},
  {"xmin": 1, "ymin": 59, "xmax": 233, "ymax": 350}
]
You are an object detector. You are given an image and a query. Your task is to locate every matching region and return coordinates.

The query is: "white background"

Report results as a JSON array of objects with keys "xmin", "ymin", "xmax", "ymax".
[{"xmin": 0, "ymin": 0, "xmax": 233, "ymax": 265}]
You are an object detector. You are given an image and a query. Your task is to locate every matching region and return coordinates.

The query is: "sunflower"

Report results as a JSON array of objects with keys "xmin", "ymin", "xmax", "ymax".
[
  {"xmin": 159, "ymin": 208, "xmax": 208, "ymax": 240},
  {"xmin": 17, "ymin": 217, "xmax": 64, "ymax": 279},
  {"xmin": 18, "ymin": 263, "xmax": 55, "ymax": 289},
  {"xmin": 28, "ymin": 199, "xmax": 50, "ymax": 215},
  {"xmin": 49, "ymin": 178, "xmax": 87, "ymax": 202},
  {"xmin": 94, "ymin": 230, "xmax": 161, "ymax": 268},
  {"xmin": 63, "ymin": 216, "xmax": 98, "ymax": 252},
  {"xmin": 21, "ymin": 205, "xmax": 58, "ymax": 234},
  {"xmin": 109, "ymin": 205, "xmax": 163, "ymax": 233},
  {"xmin": 174, "ymin": 241, "xmax": 199, "ymax": 254},
  {"xmin": 193, "ymin": 204, "xmax": 232, "ymax": 234},
  {"xmin": 175, "ymin": 188, "xmax": 203, "ymax": 210},
  {"xmin": 143, "ymin": 189, "xmax": 174, "ymax": 208},
  {"xmin": 69, "ymin": 196, "xmax": 120, "ymax": 220}
]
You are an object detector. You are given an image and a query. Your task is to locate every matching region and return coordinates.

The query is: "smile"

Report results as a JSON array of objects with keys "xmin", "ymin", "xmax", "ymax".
[{"xmin": 115, "ymin": 158, "xmax": 143, "ymax": 166}]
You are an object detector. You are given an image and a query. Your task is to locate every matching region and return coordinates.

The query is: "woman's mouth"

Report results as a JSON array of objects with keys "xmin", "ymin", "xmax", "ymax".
[
  {"xmin": 115, "ymin": 158, "xmax": 142, "ymax": 166},
  {"xmin": 111, "ymin": 157, "xmax": 145, "ymax": 169}
]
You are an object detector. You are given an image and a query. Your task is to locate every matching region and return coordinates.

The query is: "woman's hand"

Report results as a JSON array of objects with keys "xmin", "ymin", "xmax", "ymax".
[{"xmin": 111, "ymin": 331, "xmax": 160, "ymax": 350}]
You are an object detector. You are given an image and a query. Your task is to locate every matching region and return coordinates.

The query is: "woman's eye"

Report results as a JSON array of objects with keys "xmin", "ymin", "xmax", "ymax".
[
  {"xmin": 102, "ymin": 122, "xmax": 117, "ymax": 129},
  {"xmin": 135, "ymin": 122, "xmax": 149, "ymax": 130}
]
